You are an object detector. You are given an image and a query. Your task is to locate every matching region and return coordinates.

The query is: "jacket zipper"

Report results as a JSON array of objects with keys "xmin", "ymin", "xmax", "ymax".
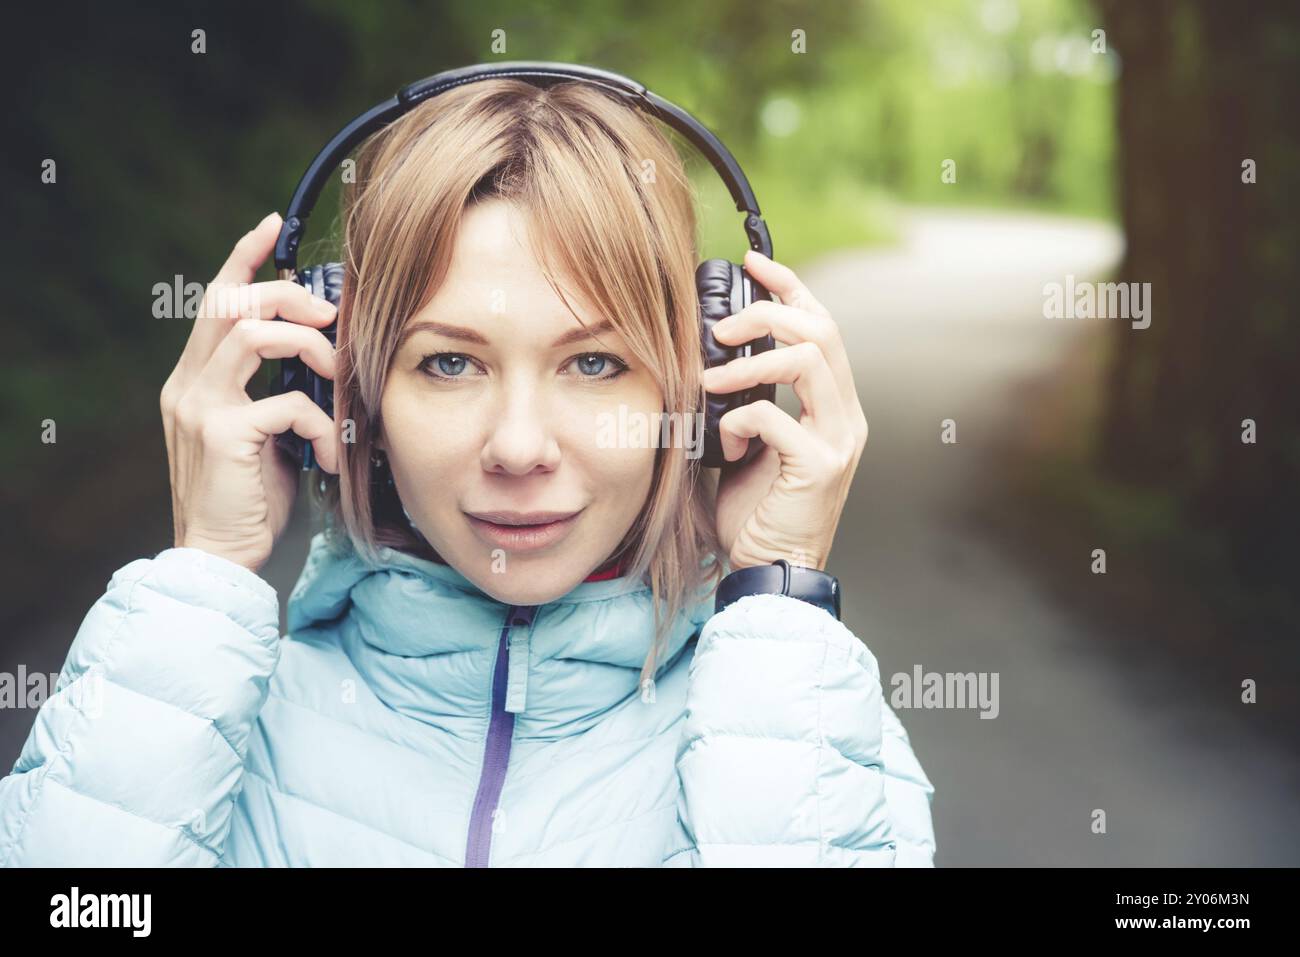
[{"xmin": 464, "ymin": 603, "xmax": 536, "ymax": 867}]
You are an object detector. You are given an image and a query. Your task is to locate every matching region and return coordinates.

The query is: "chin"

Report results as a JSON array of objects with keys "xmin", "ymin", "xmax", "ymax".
[{"xmin": 468, "ymin": 568, "xmax": 588, "ymax": 607}]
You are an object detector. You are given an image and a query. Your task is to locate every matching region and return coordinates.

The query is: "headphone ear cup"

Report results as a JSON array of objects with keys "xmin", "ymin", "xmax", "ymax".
[
  {"xmin": 697, "ymin": 259, "xmax": 777, "ymax": 469},
  {"xmin": 271, "ymin": 262, "xmax": 343, "ymax": 470}
]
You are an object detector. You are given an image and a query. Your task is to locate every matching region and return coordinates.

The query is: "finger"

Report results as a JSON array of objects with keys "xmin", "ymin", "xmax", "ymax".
[
  {"xmin": 213, "ymin": 212, "xmax": 282, "ymax": 287},
  {"xmin": 703, "ymin": 341, "xmax": 845, "ymax": 442},
  {"xmin": 717, "ymin": 398, "xmax": 818, "ymax": 470},
  {"xmin": 712, "ymin": 299, "xmax": 856, "ymax": 412},
  {"xmin": 192, "ymin": 318, "xmax": 336, "ymax": 405},
  {"xmin": 180, "ymin": 212, "xmax": 282, "ymax": 387},
  {"xmin": 743, "ymin": 249, "xmax": 830, "ymax": 317},
  {"xmin": 243, "ymin": 390, "xmax": 340, "ymax": 474},
  {"xmin": 173, "ymin": 211, "xmax": 302, "ymax": 389},
  {"xmin": 197, "ymin": 279, "xmax": 338, "ymax": 326},
  {"xmin": 173, "ymin": 279, "xmax": 337, "ymax": 392}
]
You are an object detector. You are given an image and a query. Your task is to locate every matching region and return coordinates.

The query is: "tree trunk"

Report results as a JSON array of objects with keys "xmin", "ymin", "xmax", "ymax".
[{"xmin": 1092, "ymin": 0, "xmax": 1299, "ymax": 587}]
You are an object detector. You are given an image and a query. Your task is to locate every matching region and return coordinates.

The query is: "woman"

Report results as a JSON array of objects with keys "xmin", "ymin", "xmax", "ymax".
[{"xmin": 0, "ymin": 77, "xmax": 935, "ymax": 866}]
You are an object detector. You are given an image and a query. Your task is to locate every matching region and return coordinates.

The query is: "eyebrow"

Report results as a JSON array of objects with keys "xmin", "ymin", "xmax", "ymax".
[{"xmin": 399, "ymin": 318, "xmax": 617, "ymax": 350}]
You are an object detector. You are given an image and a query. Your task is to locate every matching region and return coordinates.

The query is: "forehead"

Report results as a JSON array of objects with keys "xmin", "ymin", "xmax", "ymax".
[
  {"xmin": 447, "ymin": 199, "xmax": 533, "ymax": 272},
  {"xmin": 425, "ymin": 199, "xmax": 596, "ymax": 328}
]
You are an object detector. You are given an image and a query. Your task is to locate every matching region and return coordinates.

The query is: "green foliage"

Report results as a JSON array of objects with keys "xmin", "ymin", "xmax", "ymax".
[{"xmin": 3, "ymin": 0, "xmax": 1114, "ymax": 494}]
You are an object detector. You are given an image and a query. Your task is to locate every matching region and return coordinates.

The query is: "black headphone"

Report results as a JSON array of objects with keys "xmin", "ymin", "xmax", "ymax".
[{"xmin": 270, "ymin": 61, "xmax": 776, "ymax": 471}]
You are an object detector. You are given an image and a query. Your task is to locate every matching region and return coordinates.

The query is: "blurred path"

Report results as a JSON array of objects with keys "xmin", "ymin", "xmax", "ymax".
[{"xmin": 804, "ymin": 206, "xmax": 1299, "ymax": 865}]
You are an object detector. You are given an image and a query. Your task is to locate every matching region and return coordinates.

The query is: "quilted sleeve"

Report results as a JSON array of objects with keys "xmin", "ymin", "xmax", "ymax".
[
  {"xmin": 0, "ymin": 547, "xmax": 281, "ymax": 866},
  {"xmin": 879, "ymin": 698, "xmax": 938, "ymax": 865},
  {"xmin": 670, "ymin": 592, "xmax": 936, "ymax": 867}
]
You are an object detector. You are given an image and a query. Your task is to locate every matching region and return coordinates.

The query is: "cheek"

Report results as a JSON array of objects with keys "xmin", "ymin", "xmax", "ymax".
[
  {"xmin": 380, "ymin": 378, "xmax": 480, "ymax": 480},
  {"xmin": 566, "ymin": 377, "xmax": 660, "ymax": 460},
  {"xmin": 566, "ymin": 382, "xmax": 663, "ymax": 498},
  {"xmin": 575, "ymin": 438, "xmax": 658, "ymax": 494}
]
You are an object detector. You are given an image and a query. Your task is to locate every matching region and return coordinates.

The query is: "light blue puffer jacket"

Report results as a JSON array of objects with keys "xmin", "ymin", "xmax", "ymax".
[{"xmin": 0, "ymin": 531, "xmax": 936, "ymax": 866}]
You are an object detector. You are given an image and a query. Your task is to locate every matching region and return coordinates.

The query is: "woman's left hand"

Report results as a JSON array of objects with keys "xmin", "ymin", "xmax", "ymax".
[{"xmin": 705, "ymin": 249, "xmax": 868, "ymax": 571}]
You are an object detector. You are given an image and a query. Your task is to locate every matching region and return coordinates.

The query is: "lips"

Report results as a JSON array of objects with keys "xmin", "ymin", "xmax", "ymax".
[
  {"xmin": 465, "ymin": 510, "xmax": 583, "ymax": 526},
  {"xmin": 463, "ymin": 508, "xmax": 585, "ymax": 553}
]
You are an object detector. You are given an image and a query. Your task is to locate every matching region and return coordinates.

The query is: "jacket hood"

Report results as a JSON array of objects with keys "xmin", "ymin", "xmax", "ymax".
[{"xmin": 284, "ymin": 531, "xmax": 718, "ymax": 740}]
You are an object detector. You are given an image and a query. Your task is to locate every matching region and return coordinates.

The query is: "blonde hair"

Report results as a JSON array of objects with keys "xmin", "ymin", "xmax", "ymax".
[{"xmin": 310, "ymin": 78, "xmax": 726, "ymax": 684}]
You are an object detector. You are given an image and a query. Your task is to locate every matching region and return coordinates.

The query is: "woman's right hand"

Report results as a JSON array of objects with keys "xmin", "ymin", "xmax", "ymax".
[{"xmin": 160, "ymin": 212, "xmax": 341, "ymax": 574}]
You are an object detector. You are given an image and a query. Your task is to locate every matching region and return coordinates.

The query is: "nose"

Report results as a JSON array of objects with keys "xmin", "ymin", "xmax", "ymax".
[{"xmin": 480, "ymin": 381, "xmax": 562, "ymax": 476}]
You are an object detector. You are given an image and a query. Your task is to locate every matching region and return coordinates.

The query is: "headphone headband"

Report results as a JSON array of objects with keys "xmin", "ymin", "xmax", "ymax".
[{"xmin": 273, "ymin": 60, "xmax": 771, "ymax": 275}]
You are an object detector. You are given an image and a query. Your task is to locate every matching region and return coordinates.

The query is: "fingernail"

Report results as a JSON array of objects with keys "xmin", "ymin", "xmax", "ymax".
[
  {"xmin": 261, "ymin": 211, "xmax": 282, "ymax": 227},
  {"xmin": 747, "ymin": 248, "xmax": 770, "ymax": 261}
]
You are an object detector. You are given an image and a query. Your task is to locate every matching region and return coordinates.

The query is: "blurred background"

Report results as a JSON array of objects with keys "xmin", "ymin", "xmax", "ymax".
[{"xmin": 3, "ymin": 0, "xmax": 1297, "ymax": 865}]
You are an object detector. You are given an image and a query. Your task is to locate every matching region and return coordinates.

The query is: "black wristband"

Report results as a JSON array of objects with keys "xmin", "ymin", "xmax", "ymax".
[{"xmin": 714, "ymin": 559, "xmax": 841, "ymax": 621}]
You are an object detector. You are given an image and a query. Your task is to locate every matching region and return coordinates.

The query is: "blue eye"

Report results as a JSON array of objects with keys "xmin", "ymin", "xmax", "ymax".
[
  {"xmin": 568, "ymin": 353, "xmax": 629, "ymax": 381},
  {"xmin": 434, "ymin": 355, "xmax": 467, "ymax": 377},
  {"xmin": 419, "ymin": 353, "xmax": 476, "ymax": 379}
]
